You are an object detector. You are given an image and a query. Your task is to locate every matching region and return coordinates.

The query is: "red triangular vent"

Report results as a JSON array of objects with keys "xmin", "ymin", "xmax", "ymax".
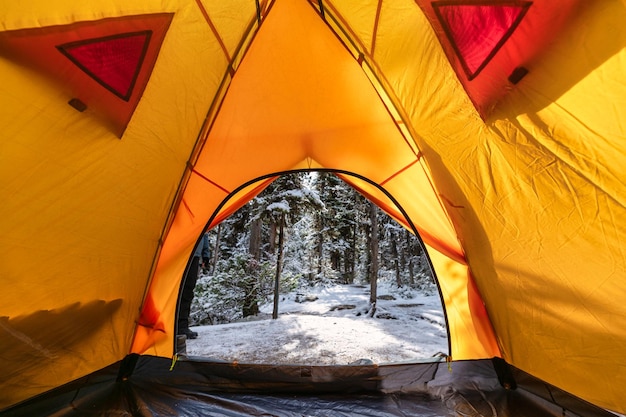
[
  {"xmin": 433, "ymin": 1, "xmax": 531, "ymax": 80},
  {"xmin": 57, "ymin": 31, "xmax": 151, "ymax": 101}
]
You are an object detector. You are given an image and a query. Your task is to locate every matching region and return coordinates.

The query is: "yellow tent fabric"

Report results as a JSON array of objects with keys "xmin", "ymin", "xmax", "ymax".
[{"xmin": 1, "ymin": 0, "xmax": 625, "ymax": 413}]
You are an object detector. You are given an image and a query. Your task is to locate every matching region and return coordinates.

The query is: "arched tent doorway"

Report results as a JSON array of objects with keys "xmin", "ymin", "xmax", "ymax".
[{"xmin": 175, "ymin": 169, "xmax": 451, "ymax": 364}]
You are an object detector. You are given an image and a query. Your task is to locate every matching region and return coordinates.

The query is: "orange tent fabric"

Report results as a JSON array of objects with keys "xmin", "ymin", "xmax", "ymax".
[{"xmin": 1, "ymin": 0, "xmax": 625, "ymax": 413}]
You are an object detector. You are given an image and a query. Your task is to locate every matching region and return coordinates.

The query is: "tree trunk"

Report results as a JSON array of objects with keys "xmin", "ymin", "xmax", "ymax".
[
  {"xmin": 331, "ymin": 251, "xmax": 340, "ymax": 271},
  {"xmin": 391, "ymin": 232, "xmax": 402, "ymax": 287},
  {"xmin": 316, "ymin": 216, "xmax": 324, "ymax": 279},
  {"xmin": 269, "ymin": 221, "xmax": 277, "ymax": 254},
  {"xmin": 210, "ymin": 223, "xmax": 221, "ymax": 276},
  {"xmin": 343, "ymin": 248, "xmax": 353, "ymax": 284},
  {"xmin": 249, "ymin": 217, "xmax": 261, "ymax": 260},
  {"xmin": 344, "ymin": 222, "xmax": 357, "ymax": 284},
  {"xmin": 368, "ymin": 202, "xmax": 378, "ymax": 317},
  {"xmin": 244, "ymin": 217, "xmax": 261, "ymax": 318},
  {"xmin": 272, "ymin": 213, "xmax": 285, "ymax": 319},
  {"xmin": 406, "ymin": 230, "xmax": 415, "ymax": 286}
]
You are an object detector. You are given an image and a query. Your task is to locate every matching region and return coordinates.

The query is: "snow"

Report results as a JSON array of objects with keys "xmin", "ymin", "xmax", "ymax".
[
  {"xmin": 266, "ymin": 201, "xmax": 291, "ymax": 213},
  {"xmin": 186, "ymin": 281, "xmax": 448, "ymax": 365}
]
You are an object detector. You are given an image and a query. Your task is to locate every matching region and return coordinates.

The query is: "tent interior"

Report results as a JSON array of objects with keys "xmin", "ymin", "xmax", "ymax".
[{"xmin": 1, "ymin": 0, "xmax": 625, "ymax": 415}]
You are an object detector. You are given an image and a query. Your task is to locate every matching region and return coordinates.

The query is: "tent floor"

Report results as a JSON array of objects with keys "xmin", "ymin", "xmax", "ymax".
[{"xmin": 3, "ymin": 356, "xmax": 614, "ymax": 416}]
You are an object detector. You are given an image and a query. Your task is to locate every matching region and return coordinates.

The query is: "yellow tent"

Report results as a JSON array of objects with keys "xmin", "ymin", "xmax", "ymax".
[{"xmin": 1, "ymin": 0, "xmax": 625, "ymax": 414}]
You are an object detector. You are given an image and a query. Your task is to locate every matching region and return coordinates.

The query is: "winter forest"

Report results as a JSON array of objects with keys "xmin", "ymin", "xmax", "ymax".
[{"xmin": 187, "ymin": 171, "xmax": 449, "ymax": 364}]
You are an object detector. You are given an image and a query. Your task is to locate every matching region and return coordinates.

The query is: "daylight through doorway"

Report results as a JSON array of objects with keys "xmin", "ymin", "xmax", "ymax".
[{"xmin": 181, "ymin": 171, "xmax": 449, "ymax": 365}]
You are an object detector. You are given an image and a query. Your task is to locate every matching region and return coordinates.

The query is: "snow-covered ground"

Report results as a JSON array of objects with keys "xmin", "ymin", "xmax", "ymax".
[{"xmin": 186, "ymin": 282, "xmax": 448, "ymax": 365}]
